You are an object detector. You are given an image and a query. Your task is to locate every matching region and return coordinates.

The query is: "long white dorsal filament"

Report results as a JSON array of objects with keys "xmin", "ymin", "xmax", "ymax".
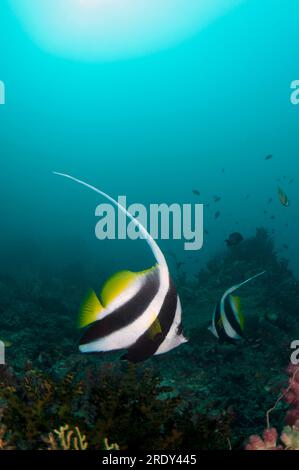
[
  {"xmin": 53, "ymin": 171, "xmax": 168, "ymax": 274},
  {"xmin": 224, "ymin": 271, "xmax": 266, "ymax": 297}
]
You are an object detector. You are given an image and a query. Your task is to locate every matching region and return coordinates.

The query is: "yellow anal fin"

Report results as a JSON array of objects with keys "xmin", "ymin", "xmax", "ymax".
[{"xmin": 78, "ymin": 288, "xmax": 104, "ymax": 329}]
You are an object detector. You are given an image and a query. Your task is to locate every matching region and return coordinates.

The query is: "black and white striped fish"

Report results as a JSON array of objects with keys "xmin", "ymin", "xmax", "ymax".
[
  {"xmin": 209, "ymin": 271, "xmax": 265, "ymax": 343},
  {"xmin": 54, "ymin": 172, "xmax": 188, "ymax": 363}
]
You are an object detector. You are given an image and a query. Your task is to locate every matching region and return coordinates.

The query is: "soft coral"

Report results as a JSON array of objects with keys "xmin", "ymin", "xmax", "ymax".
[{"xmin": 283, "ymin": 364, "xmax": 299, "ymax": 425}]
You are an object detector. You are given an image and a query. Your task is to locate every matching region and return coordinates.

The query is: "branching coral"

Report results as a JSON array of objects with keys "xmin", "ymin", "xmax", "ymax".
[
  {"xmin": 103, "ymin": 438, "xmax": 120, "ymax": 450},
  {"xmin": 45, "ymin": 424, "xmax": 88, "ymax": 450}
]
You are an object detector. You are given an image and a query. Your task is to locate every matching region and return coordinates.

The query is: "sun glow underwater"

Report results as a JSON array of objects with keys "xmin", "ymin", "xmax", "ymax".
[{"xmin": 10, "ymin": 0, "xmax": 245, "ymax": 61}]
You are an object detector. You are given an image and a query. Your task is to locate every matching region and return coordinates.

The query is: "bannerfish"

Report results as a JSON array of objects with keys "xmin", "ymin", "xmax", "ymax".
[
  {"xmin": 214, "ymin": 211, "xmax": 220, "ymax": 219},
  {"xmin": 192, "ymin": 189, "xmax": 200, "ymax": 196},
  {"xmin": 225, "ymin": 232, "xmax": 243, "ymax": 247},
  {"xmin": 53, "ymin": 172, "xmax": 188, "ymax": 363},
  {"xmin": 265, "ymin": 154, "xmax": 273, "ymax": 160},
  {"xmin": 278, "ymin": 187, "xmax": 289, "ymax": 207},
  {"xmin": 213, "ymin": 195, "xmax": 221, "ymax": 203},
  {"xmin": 209, "ymin": 271, "xmax": 265, "ymax": 343}
]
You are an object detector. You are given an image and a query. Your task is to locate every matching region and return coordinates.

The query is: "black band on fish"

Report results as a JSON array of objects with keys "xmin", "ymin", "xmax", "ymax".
[
  {"xmin": 123, "ymin": 276, "xmax": 178, "ymax": 363},
  {"xmin": 224, "ymin": 295, "xmax": 244, "ymax": 338},
  {"xmin": 214, "ymin": 301, "xmax": 233, "ymax": 342}
]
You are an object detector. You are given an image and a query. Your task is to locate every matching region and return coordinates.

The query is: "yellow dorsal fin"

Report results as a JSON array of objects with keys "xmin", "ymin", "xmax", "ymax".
[
  {"xmin": 148, "ymin": 315, "xmax": 162, "ymax": 341},
  {"xmin": 100, "ymin": 266, "xmax": 156, "ymax": 307},
  {"xmin": 231, "ymin": 295, "xmax": 245, "ymax": 330},
  {"xmin": 78, "ymin": 289, "xmax": 104, "ymax": 329}
]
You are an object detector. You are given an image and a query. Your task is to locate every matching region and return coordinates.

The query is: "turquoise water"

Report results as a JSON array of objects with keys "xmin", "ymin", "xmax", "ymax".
[
  {"xmin": 0, "ymin": 1, "xmax": 297, "ymax": 270},
  {"xmin": 1, "ymin": 0, "xmax": 298, "ymax": 282}
]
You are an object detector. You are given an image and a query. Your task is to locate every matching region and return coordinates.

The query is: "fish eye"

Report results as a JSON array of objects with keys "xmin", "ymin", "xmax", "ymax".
[{"xmin": 176, "ymin": 323, "xmax": 183, "ymax": 335}]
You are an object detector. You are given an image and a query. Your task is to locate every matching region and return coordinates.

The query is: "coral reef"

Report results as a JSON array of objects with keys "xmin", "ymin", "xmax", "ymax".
[
  {"xmin": 0, "ymin": 362, "xmax": 232, "ymax": 450},
  {"xmin": 245, "ymin": 423, "xmax": 299, "ymax": 451},
  {"xmin": 1, "ymin": 227, "xmax": 299, "ymax": 450},
  {"xmin": 283, "ymin": 364, "xmax": 299, "ymax": 425},
  {"xmin": 246, "ymin": 365, "xmax": 299, "ymax": 450}
]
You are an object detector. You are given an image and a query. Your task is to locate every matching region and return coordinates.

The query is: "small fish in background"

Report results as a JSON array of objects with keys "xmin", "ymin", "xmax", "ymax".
[
  {"xmin": 244, "ymin": 194, "xmax": 250, "ymax": 200},
  {"xmin": 225, "ymin": 232, "xmax": 244, "ymax": 247},
  {"xmin": 283, "ymin": 244, "xmax": 289, "ymax": 250},
  {"xmin": 289, "ymin": 179, "xmax": 294, "ymax": 184},
  {"xmin": 265, "ymin": 154, "xmax": 273, "ymax": 160},
  {"xmin": 206, "ymin": 203, "xmax": 210, "ymax": 208},
  {"xmin": 278, "ymin": 187, "xmax": 290, "ymax": 207},
  {"xmin": 208, "ymin": 272, "xmax": 266, "ymax": 343},
  {"xmin": 268, "ymin": 198, "xmax": 273, "ymax": 204},
  {"xmin": 192, "ymin": 189, "xmax": 200, "ymax": 196},
  {"xmin": 54, "ymin": 172, "xmax": 187, "ymax": 363},
  {"xmin": 213, "ymin": 195, "xmax": 221, "ymax": 202},
  {"xmin": 270, "ymin": 215, "xmax": 275, "ymax": 220},
  {"xmin": 221, "ymin": 168, "xmax": 225, "ymax": 173},
  {"xmin": 264, "ymin": 210, "xmax": 268, "ymax": 214},
  {"xmin": 214, "ymin": 211, "xmax": 220, "ymax": 219},
  {"xmin": 204, "ymin": 229, "xmax": 209, "ymax": 235}
]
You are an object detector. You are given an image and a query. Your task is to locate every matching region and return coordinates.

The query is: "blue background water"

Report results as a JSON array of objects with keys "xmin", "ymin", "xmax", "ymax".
[{"xmin": 0, "ymin": 0, "xmax": 298, "ymax": 289}]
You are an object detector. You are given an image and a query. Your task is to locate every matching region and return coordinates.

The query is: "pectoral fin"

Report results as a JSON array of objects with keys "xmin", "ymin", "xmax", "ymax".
[{"xmin": 147, "ymin": 316, "xmax": 162, "ymax": 341}]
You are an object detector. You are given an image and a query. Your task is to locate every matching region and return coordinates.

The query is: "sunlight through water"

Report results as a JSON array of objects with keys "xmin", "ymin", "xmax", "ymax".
[{"xmin": 10, "ymin": 0, "xmax": 245, "ymax": 61}]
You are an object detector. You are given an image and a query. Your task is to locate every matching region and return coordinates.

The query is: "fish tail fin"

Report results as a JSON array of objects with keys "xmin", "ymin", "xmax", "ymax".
[{"xmin": 53, "ymin": 172, "xmax": 168, "ymax": 272}]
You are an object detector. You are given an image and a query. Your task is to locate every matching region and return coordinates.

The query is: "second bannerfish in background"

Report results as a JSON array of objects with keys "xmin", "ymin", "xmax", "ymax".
[
  {"xmin": 209, "ymin": 271, "xmax": 266, "ymax": 343},
  {"xmin": 53, "ymin": 172, "xmax": 188, "ymax": 363}
]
